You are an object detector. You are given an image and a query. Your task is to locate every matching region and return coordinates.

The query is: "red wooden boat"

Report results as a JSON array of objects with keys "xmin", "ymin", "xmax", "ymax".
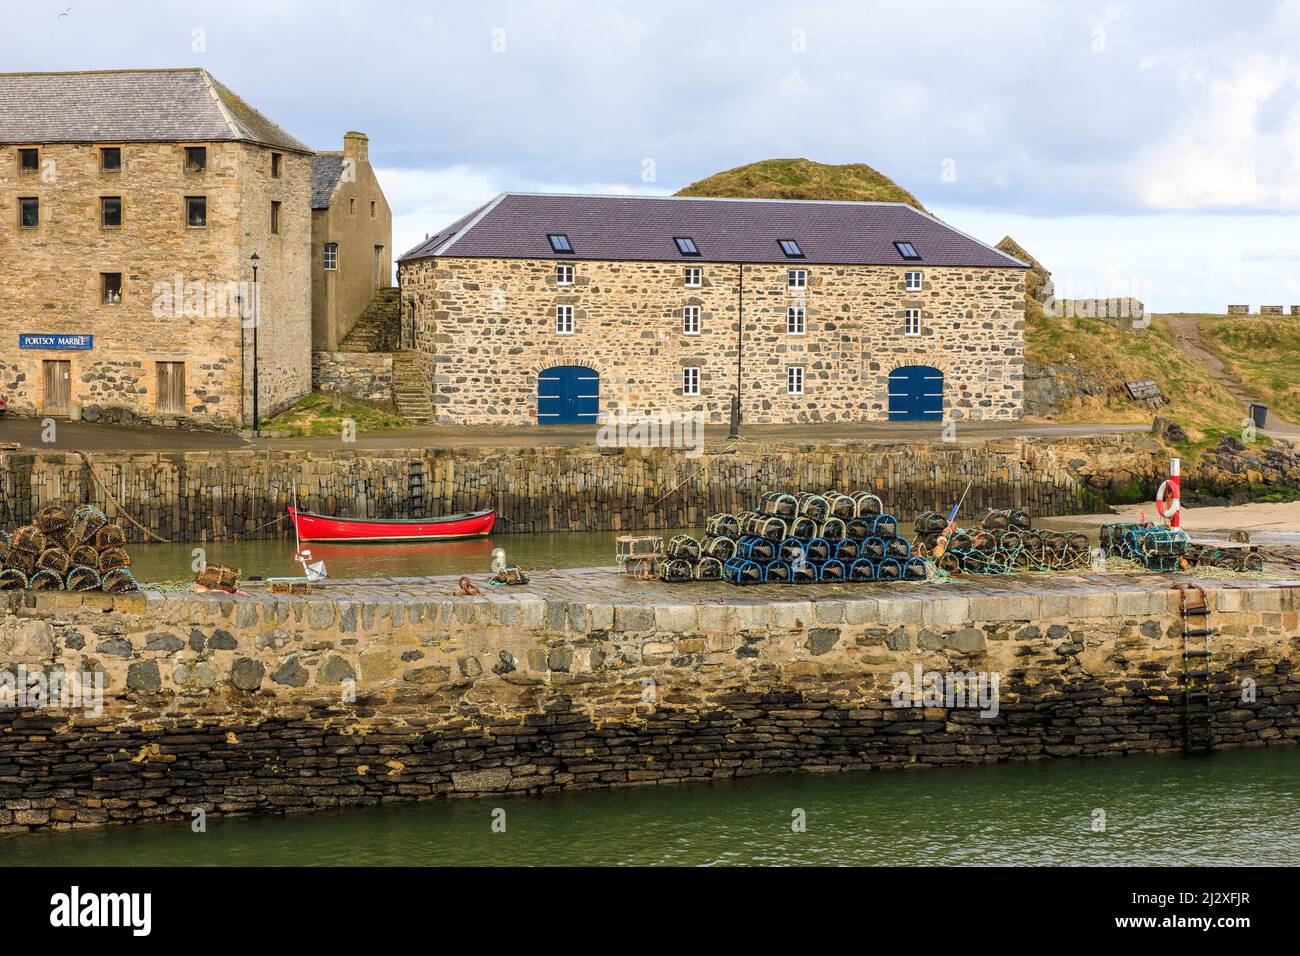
[{"xmin": 288, "ymin": 506, "xmax": 495, "ymax": 543}]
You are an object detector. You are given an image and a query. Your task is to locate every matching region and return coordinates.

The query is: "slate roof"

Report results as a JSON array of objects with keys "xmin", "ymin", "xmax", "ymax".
[
  {"xmin": 399, "ymin": 193, "xmax": 1028, "ymax": 269},
  {"xmin": 0, "ymin": 68, "xmax": 311, "ymax": 153},
  {"xmin": 312, "ymin": 153, "xmax": 346, "ymax": 209}
]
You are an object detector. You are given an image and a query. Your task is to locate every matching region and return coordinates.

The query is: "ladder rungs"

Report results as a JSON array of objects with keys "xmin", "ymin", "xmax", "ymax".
[
  {"xmin": 1186, "ymin": 690, "xmax": 1210, "ymax": 701},
  {"xmin": 1184, "ymin": 649, "xmax": 1211, "ymax": 658},
  {"xmin": 1186, "ymin": 669, "xmax": 1211, "ymax": 679},
  {"xmin": 1182, "ymin": 606, "xmax": 1210, "ymax": 617},
  {"xmin": 1183, "ymin": 628, "xmax": 1211, "ymax": 638}
]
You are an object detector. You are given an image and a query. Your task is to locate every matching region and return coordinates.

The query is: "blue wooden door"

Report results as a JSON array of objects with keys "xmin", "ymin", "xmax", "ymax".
[
  {"xmin": 537, "ymin": 366, "xmax": 599, "ymax": 424},
  {"xmin": 887, "ymin": 366, "xmax": 944, "ymax": 421}
]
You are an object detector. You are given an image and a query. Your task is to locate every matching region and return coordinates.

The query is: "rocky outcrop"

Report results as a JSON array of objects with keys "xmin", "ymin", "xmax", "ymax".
[{"xmin": 1023, "ymin": 359, "xmax": 1106, "ymax": 417}]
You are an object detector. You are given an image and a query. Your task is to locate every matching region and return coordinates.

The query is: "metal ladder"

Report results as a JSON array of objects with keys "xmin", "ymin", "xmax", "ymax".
[
  {"xmin": 1174, "ymin": 583, "xmax": 1214, "ymax": 753},
  {"xmin": 407, "ymin": 461, "xmax": 426, "ymax": 518}
]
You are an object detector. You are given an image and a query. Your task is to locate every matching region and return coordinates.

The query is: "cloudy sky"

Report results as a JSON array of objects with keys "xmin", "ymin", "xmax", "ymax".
[{"xmin": 8, "ymin": 0, "xmax": 1300, "ymax": 310}]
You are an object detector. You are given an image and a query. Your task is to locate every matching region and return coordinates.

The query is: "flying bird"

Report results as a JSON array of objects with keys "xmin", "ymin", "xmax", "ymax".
[{"xmin": 59, "ymin": 5, "xmax": 73, "ymax": 17}]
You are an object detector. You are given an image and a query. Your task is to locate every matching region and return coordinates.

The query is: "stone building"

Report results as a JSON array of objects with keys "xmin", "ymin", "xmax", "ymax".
[
  {"xmin": 397, "ymin": 193, "xmax": 1029, "ymax": 426},
  {"xmin": 310, "ymin": 131, "xmax": 393, "ymax": 351},
  {"xmin": 0, "ymin": 68, "xmax": 313, "ymax": 426}
]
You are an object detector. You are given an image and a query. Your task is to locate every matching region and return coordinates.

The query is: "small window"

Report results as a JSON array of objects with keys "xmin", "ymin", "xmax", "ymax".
[
  {"xmin": 683, "ymin": 305, "xmax": 701, "ymax": 335},
  {"xmin": 101, "ymin": 196, "xmax": 122, "ymax": 229},
  {"xmin": 787, "ymin": 366, "xmax": 804, "ymax": 395},
  {"xmin": 271, "ymin": 152, "xmax": 282, "ymax": 178},
  {"xmin": 905, "ymin": 270, "xmax": 922, "ymax": 291},
  {"xmin": 778, "ymin": 238, "xmax": 804, "ymax": 258},
  {"xmin": 323, "ymin": 243, "xmax": 338, "ymax": 270},
  {"xmin": 895, "ymin": 241, "xmax": 921, "ymax": 260},
  {"xmin": 100, "ymin": 147, "xmax": 121, "ymax": 172},
  {"xmin": 684, "ymin": 266, "xmax": 702, "ymax": 288},
  {"xmin": 185, "ymin": 146, "xmax": 207, "ymax": 173},
  {"xmin": 683, "ymin": 367, "xmax": 700, "ymax": 396},
  {"xmin": 548, "ymin": 233, "xmax": 573, "ymax": 254},
  {"xmin": 787, "ymin": 306, "xmax": 805, "ymax": 335},
  {"xmin": 186, "ymin": 196, "xmax": 207, "ymax": 227},
  {"xmin": 788, "ymin": 268, "xmax": 808, "ymax": 290},
  {"xmin": 101, "ymin": 273, "xmax": 123, "ymax": 305},
  {"xmin": 349, "ymin": 197, "xmax": 356, "ymax": 215},
  {"xmin": 673, "ymin": 236, "xmax": 700, "ymax": 256},
  {"xmin": 905, "ymin": 308, "xmax": 921, "ymax": 336},
  {"xmin": 370, "ymin": 200, "xmax": 376, "ymax": 218},
  {"xmin": 18, "ymin": 148, "xmax": 39, "ymax": 173},
  {"xmin": 555, "ymin": 304, "xmax": 575, "ymax": 334},
  {"xmin": 271, "ymin": 200, "xmax": 281, "ymax": 235},
  {"xmin": 19, "ymin": 197, "xmax": 39, "ymax": 228},
  {"xmin": 555, "ymin": 264, "xmax": 574, "ymax": 285}
]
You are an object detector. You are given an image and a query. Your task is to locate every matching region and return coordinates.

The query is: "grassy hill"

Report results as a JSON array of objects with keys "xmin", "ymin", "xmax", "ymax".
[
  {"xmin": 675, "ymin": 158, "xmax": 926, "ymax": 210},
  {"xmin": 1196, "ymin": 315, "xmax": 1300, "ymax": 423}
]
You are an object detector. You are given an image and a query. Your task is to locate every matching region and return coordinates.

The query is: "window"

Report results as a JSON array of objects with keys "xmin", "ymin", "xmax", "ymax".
[
  {"xmin": 271, "ymin": 200, "xmax": 281, "ymax": 235},
  {"xmin": 349, "ymin": 197, "xmax": 355, "ymax": 215},
  {"xmin": 548, "ymin": 233, "xmax": 573, "ymax": 254},
  {"xmin": 905, "ymin": 308, "xmax": 921, "ymax": 336},
  {"xmin": 100, "ymin": 147, "xmax": 121, "ymax": 172},
  {"xmin": 186, "ymin": 196, "xmax": 207, "ymax": 227},
  {"xmin": 271, "ymin": 152, "xmax": 282, "ymax": 178},
  {"xmin": 555, "ymin": 304, "xmax": 575, "ymax": 334},
  {"xmin": 684, "ymin": 266, "xmax": 702, "ymax": 288},
  {"xmin": 323, "ymin": 243, "xmax": 338, "ymax": 270},
  {"xmin": 787, "ymin": 306, "xmax": 805, "ymax": 335},
  {"xmin": 19, "ymin": 197, "xmax": 39, "ymax": 228},
  {"xmin": 787, "ymin": 366, "xmax": 804, "ymax": 395},
  {"xmin": 778, "ymin": 238, "xmax": 804, "ymax": 258},
  {"xmin": 370, "ymin": 200, "xmax": 376, "ymax": 218},
  {"xmin": 18, "ymin": 148, "xmax": 39, "ymax": 173},
  {"xmin": 673, "ymin": 236, "xmax": 700, "ymax": 256},
  {"xmin": 894, "ymin": 241, "xmax": 921, "ymax": 260},
  {"xmin": 683, "ymin": 367, "xmax": 700, "ymax": 395},
  {"xmin": 101, "ymin": 196, "xmax": 121, "ymax": 228},
  {"xmin": 905, "ymin": 270, "xmax": 922, "ymax": 291},
  {"xmin": 788, "ymin": 268, "xmax": 808, "ymax": 290},
  {"xmin": 683, "ymin": 305, "xmax": 701, "ymax": 335},
  {"xmin": 101, "ymin": 273, "xmax": 123, "ymax": 304},
  {"xmin": 184, "ymin": 146, "xmax": 206, "ymax": 173},
  {"xmin": 555, "ymin": 264, "xmax": 574, "ymax": 285}
]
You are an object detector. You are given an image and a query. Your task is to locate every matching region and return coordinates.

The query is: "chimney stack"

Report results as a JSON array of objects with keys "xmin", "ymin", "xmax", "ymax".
[{"xmin": 343, "ymin": 131, "xmax": 369, "ymax": 162}]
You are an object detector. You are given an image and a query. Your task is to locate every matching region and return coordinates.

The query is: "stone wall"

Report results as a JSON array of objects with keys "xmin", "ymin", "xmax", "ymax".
[
  {"xmin": 0, "ymin": 437, "xmax": 1107, "ymax": 542},
  {"xmin": 311, "ymin": 351, "xmax": 393, "ymax": 403},
  {"xmin": 0, "ymin": 575, "xmax": 1295, "ymax": 831},
  {"xmin": 399, "ymin": 257, "xmax": 1026, "ymax": 425},
  {"xmin": 1227, "ymin": 305, "xmax": 1249, "ymax": 315}
]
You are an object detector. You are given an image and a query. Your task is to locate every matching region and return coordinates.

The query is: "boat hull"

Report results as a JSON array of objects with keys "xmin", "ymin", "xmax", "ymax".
[{"xmin": 288, "ymin": 507, "xmax": 495, "ymax": 543}]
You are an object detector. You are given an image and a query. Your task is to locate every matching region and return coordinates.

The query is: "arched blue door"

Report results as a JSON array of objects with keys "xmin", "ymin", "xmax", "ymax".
[
  {"xmin": 888, "ymin": 366, "xmax": 944, "ymax": 421},
  {"xmin": 537, "ymin": 366, "xmax": 599, "ymax": 425}
]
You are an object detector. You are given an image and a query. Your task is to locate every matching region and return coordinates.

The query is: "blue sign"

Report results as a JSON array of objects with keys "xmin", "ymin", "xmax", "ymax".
[{"xmin": 18, "ymin": 334, "xmax": 93, "ymax": 351}]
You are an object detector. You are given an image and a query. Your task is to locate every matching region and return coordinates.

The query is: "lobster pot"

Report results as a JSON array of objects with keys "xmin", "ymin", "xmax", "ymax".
[
  {"xmin": 763, "ymin": 561, "xmax": 792, "ymax": 583},
  {"xmin": 196, "ymin": 564, "xmax": 241, "ymax": 591},
  {"xmin": 666, "ymin": 534, "xmax": 702, "ymax": 562},
  {"xmin": 1040, "ymin": 531, "xmax": 1069, "ymax": 557},
  {"xmin": 875, "ymin": 559, "xmax": 902, "ymax": 581},
  {"xmin": 759, "ymin": 493, "xmax": 798, "ymax": 519},
  {"xmin": 903, "ymin": 557, "xmax": 928, "ymax": 581},
  {"xmin": 65, "ymin": 566, "xmax": 101, "ymax": 592},
  {"xmin": 35, "ymin": 505, "xmax": 72, "ymax": 536},
  {"xmin": 704, "ymin": 535, "xmax": 738, "ymax": 561},
  {"xmin": 937, "ymin": 552, "xmax": 963, "ymax": 575},
  {"xmin": 817, "ymin": 560, "xmax": 846, "ymax": 582},
  {"xmin": 4, "ymin": 551, "xmax": 36, "ymax": 575},
  {"xmin": 980, "ymin": 508, "xmax": 1012, "ymax": 531},
  {"xmin": 826, "ymin": 493, "xmax": 856, "ymax": 521},
  {"xmin": 737, "ymin": 535, "xmax": 776, "ymax": 563},
  {"xmin": 1127, "ymin": 527, "xmax": 1189, "ymax": 558},
  {"xmin": 101, "ymin": 567, "xmax": 139, "ymax": 593},
  {"xmin": 796, "ymin": 493, "xmax": 830, "ymax": 521},
  {"xmin": 852, "ymin": 492, "xmax": 884, "ymax": 517},
  {"xmin": 0, "ymin": 530, "xmax": 8, "ymax": 564},
  {"xmin": 915, "ymin": 511, "xmax": 948, "ymax": 535},
  {"xmin": 99, "ymin": 547, "xmax": 131, "ymax": 573},
  {"xmin": 11, "ymin": 526, "xmax": 47, "ymax": 555},
  {"xmin": 753, "ymin": 516, "xmax": 788, "ymax": 542},
  {"xmin": 849, "ymin": 559, "xmax": 875, "ymax": 581},
  {"xmin": 706, "ymin": 513, "xmax": 741, "ymax": 538},
  {"xmin": 723, "ymin": 557, "xmax": 764, "ymax": 585},
  {"xmin": 790, "ymin": 516, "xmax": 818, "ymax": 541},
  {"xmin": 834, "ymin": 539, "xmax": 859, "ymax": 562},
  {"xmin": 36, "ymin": 547, "xmax": 71, "ymax": 575},
  {"xmin": 884, "ymin": 536, "xmax": 911, "ymax": 560},
  {"xmin": 847, "ymin": 517, "xmax": 875, "ymax": 538},
  {"xmin": 95, "ymin": 524, "xmax": 128, "ymax": 550},
  {"xmin": 961, "ymin": 552, "xmax": 994, "ymax": 574},
  {"xmin": 70, "ymin": 545, "xmax": 99, "ymax": 568},
  {"xmin": 659, "ymin": 558, "xmax": 696, "ymax": 583},
  {"xmin": 29, "ymin": 569, "xmax": 65, "ymax": 591},
  {"xmin": 998, "ymin": 530, "xmax": 1023, "ymax": 553},
  {"xmin": 791, "ymin": 562, "xmax": 817, "ymax": 584},
  {"xmin": 695, "ymin": 557, "xmax": 724, "ymax": 581},
  {"xmin": 71, "ymin": 505, "xmax": 109, "ymax": 545},
  {"xmin": 819, "ymin": 517, "xmax": 847, "ymax": 541},
  {"xmin": 862, "ymin": 536, "xmax": 886, "ymax": 560},
  {"xmin": 778, "ymin": 538, "xmax": 807, "ymax": 563},
  {"xmin": 970, "ymin": 529, "xmax": 997, "ymax": 552},
  {"xmin": 871, "ymin": 514, "xmax": 899, "ymax": 538},
  {"xmin": 805, "ymin": 538, "xmax": 831, "ymax": 564},
  {"xmin": 0, "ymin": 569, "xmax": 28, "ymax": 590}
]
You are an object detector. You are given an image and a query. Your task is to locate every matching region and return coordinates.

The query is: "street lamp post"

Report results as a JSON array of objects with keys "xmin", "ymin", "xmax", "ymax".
[{"xmin": 250, "ymin": 252, "xmax": 260, "ymax": 435}]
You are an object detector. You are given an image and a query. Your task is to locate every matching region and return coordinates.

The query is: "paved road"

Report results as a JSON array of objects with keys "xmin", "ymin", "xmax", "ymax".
[{"xmin": 0, "ymin": 417, "xmax": 1150, "ymax": 453}]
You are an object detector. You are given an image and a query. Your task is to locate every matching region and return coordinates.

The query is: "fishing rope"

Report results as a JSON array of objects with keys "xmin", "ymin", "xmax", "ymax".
[{"xmin": 75, "ymin": 449, "xmax": 170, "ymax": 544}]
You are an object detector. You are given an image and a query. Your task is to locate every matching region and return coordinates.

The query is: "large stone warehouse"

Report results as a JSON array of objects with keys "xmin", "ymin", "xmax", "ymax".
[{"xmin": 397, "ymin": 193, "xmax": 1029, "ymax": 426}]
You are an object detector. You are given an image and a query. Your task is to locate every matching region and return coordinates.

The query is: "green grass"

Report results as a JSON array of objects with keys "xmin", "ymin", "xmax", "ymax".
[
  {"xmin": 675, "ymin": 158, "xmax": 925, "ymax": 209},
  {"xmin": 1196, "ymin": 315, "xmax": 1300, "ymax": 424},
  {"xmin": 262, "ymin": 393, "xmax": 409, "ymax": 438}
]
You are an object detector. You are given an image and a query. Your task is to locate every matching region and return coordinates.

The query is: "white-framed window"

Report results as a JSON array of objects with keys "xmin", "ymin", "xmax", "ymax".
[
  {"xmin": 323, "ymin": 243, "xmax": 338, "ymax": 270},
  {"xmin": 556, "ymin": 304, "xmax": 575, "ymax": 334},
  {"xmin": 905, "ymin": 308, "xmax": 921, "ymax": 336},
  {"xmin": 787, "ymin": 366, "xmax": 804, "ymax": 395},
  {"xmin": 683, "ymin": 305, "xmax": 701, "ymax": 335},
  {"xmin": 684, "ymin": 266, "xmax": 702, "ymax": 288},
  {"xmin": 905, "ymin": 270, "xmax": 922, "ymax": 291},
  {"xmin": 788, "ymin": 268, "xmax": 808, "ymax": 290},
  {"xmin": 555, "ymin": 264, "xmax": 574, "ymax": 285},
  {"xmin": 683, "ymin": 366, "xmax": 700, "ymax": 395},
  {"xmin": 787, "ymin": 306, "xmax": 805, "ymax": 335}
]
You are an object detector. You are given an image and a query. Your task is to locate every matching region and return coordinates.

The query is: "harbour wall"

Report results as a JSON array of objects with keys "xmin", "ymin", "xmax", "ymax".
[
  {"xmin": 0, "ymin": 436, "xmax": 1145, "ymax": 543},
  {"xmin": 0, "ymin": 573, "xmax": 1296, "ymax": 832}
]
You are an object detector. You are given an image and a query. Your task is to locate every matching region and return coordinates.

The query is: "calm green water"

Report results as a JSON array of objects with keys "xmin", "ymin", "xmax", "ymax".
[{"xmin": 7, "ymin": 748, "xmax": 1297, "ymax": 866}]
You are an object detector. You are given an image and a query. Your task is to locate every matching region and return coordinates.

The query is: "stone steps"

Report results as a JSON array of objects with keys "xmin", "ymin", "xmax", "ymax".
[
  {"xmin": 339, "ymin": 287, "xmax": 401, "ymax": 353},
  {"xmin": 391, "ymin": 351, "xmax": 433, "ymax": 425}
]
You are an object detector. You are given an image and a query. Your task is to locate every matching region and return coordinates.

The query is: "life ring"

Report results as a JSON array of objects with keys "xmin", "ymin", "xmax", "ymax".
[{"xmin": 1155, "ymin": 479, "xmax": 1180, "ymax": 519}]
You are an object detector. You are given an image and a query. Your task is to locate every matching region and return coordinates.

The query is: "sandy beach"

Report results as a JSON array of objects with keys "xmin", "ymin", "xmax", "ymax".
[{"xmin": 1072, "ymin": 500, "xmax": 1300, "ymax": 534}]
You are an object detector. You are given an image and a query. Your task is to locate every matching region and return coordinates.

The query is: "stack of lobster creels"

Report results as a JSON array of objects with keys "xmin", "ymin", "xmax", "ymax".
[
  {"xmin": 0, "ymin": 505, "xmax": 139, "ymax": 593},
  {"xmin": 914, "ymin": 508, "xmax": 1093, "ymax": 575},
  {"xmin": 660, "ymin": 491, "xmax": 927, "ymax": 585}
]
